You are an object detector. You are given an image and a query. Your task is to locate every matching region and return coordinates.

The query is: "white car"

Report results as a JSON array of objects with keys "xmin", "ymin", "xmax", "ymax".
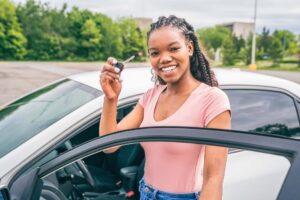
[{"xmin": 0, "ymin": 67, "xmax": 300, "ymax": 200}]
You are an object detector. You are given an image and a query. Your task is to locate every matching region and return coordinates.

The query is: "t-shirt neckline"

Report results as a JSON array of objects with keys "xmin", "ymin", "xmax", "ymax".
[{"xmin": 151, "ymin": 83, "xmax": 206, "ymax": 123}]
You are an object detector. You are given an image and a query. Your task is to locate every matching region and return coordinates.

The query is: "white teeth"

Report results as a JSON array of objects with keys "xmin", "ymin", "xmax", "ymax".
[{"xmin": 161, "ymin": 66, "xmax": 176, "ymax": 72}]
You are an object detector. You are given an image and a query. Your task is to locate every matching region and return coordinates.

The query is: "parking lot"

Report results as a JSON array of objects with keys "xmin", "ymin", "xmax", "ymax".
[{"xmin": 0, "ymin": 62, "xmax": 299, "ymax": 106}]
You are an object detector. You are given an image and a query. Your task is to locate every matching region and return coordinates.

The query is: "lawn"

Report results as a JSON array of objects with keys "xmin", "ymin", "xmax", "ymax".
[{"xmin": 213, "ymin": 60, "xmax": 300, "ymax": 71}]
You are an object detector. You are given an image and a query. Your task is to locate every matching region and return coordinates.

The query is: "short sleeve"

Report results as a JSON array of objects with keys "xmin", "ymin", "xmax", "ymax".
[
  {"xmin": 204, "ymin": 87, "xmax": 231, "ymax": 126},
  {"xmin": 138, "ymin": 87, "xmax": 156, "ymax": 108},
  {"xmin": 138, "ymin": 92, "xmax": 147, "ymax": 108}
]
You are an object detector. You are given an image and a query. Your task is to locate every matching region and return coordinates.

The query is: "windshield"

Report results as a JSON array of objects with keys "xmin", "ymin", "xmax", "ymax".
[{"xmin": 0, "ymin": 79, "xmax": 102, "ymax": 158}]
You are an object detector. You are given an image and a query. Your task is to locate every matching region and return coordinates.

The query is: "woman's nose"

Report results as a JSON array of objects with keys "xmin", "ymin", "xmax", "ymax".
[{"xmin": 160, "ymin": 53, "xmax": 172, "ymax": 64}]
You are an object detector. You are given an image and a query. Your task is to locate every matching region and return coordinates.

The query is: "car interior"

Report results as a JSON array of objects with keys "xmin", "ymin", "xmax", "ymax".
[{"xmin": 40, "ymin": 103, "xmax": 145, "ymax": 200}]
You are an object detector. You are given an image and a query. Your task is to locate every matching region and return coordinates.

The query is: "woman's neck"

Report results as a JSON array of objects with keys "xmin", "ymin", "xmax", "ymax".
[{"xmin": 165, "ymin": 76, "xmax": 201, "ymax": 96}]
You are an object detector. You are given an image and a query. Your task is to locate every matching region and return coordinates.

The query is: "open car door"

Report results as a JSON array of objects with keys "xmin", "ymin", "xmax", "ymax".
[{"xmin": 4, "ymin": 127, "xmax": 300, "ymax": 200}]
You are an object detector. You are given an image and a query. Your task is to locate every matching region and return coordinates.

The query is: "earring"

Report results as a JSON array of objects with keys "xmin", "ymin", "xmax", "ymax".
[{"xmin": 150, "ymin": 68, "xmax": 157, "ymax": 82}]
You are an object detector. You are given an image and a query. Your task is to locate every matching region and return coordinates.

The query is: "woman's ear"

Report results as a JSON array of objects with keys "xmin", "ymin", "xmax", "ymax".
[{"xmin": 188, "ymin": 41, "xmax": 194, "ymax": 56}]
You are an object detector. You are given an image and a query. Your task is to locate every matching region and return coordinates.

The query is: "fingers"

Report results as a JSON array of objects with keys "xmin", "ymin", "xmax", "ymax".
[
  {"xmin": 100, "ymin": 71, "xmax": 120, "ymax": 82},
  {"xmin": 101, "ymin": 57, "xmax": 120, "ymax": 74},
  {"xmin": 101, "ymin": 64, "xmax": 120, "ymax": 74},
  {"xmin": 107, "ymin": 57, "xmax": 117, "ymax": 65},
  {"xmin": 100, "ymin": 57, "xmax": 124, "ymax": 87}
]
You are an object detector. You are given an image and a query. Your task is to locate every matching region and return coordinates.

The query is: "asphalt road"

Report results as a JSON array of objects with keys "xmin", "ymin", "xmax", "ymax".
[{"xmin": 0, "ymin": 62, "xmax": 299, "ymax": 106}]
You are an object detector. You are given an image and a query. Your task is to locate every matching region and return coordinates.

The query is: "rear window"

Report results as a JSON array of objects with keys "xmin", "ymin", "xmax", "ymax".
[
  {"xmin": 225, "ymin": 90, "xmax": 300, "ymax": 137},
  {"xmin": 0, "ymin": 79, "xmax": 102, "ymax": 158}
]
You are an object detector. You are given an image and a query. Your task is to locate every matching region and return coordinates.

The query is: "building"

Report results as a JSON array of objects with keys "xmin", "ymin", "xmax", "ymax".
[{"xmin": 219, "ymin": 22, "xmax": 254, "ymax": 40}]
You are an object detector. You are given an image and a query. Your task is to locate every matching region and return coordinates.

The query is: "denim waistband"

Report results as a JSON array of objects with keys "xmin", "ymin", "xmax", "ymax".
[{"xmin": 139, "ymin": 178, "xmax": 200, "ymax": 200}]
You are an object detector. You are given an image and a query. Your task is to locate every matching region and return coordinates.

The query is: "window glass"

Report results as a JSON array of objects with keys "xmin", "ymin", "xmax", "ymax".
[
  {"xmin": 297, "ymin": 100, "xmax": 300, "ymax": 117},
  {"xmin": 0, "ymin": 79, "xmax": 102, "ymax": 158},
  {"xmin": 225, "ymin": 90, "xmax": 300, "ymax": 137},
  {"xmin": 28, "ymin": 103, "xmax": 136, "ymax": 173}
]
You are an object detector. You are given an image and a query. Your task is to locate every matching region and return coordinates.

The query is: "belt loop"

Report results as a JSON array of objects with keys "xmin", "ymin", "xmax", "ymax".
[
  {"xmin": 195, "ymin": 191, "xmax": 200, "ymax": 199},
  {"xmin": 153, "ymin": 189, "xmax": 158, "ymax": 200}
]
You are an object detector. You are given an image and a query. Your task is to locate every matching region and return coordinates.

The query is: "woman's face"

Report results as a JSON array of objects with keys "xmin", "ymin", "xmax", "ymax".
[{"xmin": 148, "ymin": 26, "xmax": 194, "ymax": 84}]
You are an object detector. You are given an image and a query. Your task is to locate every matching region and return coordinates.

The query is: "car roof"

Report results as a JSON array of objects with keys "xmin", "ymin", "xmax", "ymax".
[{"xmin": 69, "ymin": 67, "xmax": 300, "ymax": 98}]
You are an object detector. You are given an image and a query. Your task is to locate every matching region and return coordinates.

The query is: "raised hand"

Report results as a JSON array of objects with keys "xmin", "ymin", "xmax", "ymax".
[{"xmin": 99, "ymin": 57, "xmax": 122, "ymax": 100}]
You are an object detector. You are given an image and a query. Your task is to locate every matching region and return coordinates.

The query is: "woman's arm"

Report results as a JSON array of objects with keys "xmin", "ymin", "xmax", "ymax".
[
  {"xmin": 199, "ymin": 110, "xmax": 231, "ymax": 200},
  {"xmin": 99, "ymin": 57, "xmax": 144, "ymax": 153}
]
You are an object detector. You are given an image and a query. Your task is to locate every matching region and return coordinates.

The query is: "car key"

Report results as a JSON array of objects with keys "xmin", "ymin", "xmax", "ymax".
[{"xmin": 114, "ymin": 55, "xmax": 135, "ymax": 73}]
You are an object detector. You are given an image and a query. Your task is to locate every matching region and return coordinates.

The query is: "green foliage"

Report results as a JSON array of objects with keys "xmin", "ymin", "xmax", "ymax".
[
  {"xmin": 269, "ymin": 38, "xmax": 284, "ymax": 64},
  {"xmin": 80, "ymin": 19, "xmax": 102, "ymax": 60},
  {"xmin": 117, "ymin": 18, "xmax": 147, "ymax": 60},
  {"xmin": 1, "ymin": 0, "xmax": 298, "ymax": 64},
  {"xmin": 257, "ymin": 27, "xmax": 272, "ymax": 59},
  {"xmin": 273, "ymin": 30, "xmax": 296, "ymax": 55},
  {"xmin": 222, "ymin": 37, "xmax": 238, "ymax": 66},
  {"xmin": 197, "ymin": 26, "xmax": 231, "ymax": 60},
  {"xmin": 198, "ymin": 26, "xmax": 231, "ymax": 51},
  {"xmin": 11, "ymin": 1, "xmax": 148, "ymax": 61},
  {"xmin": 198, "ymin": 25, "xmax": 299, "ymax": 67},
  {"xmin": 93, "ymin": 13, "xmax": 124, "ymax": 59},
  {"xmin": 0, "ymin": 0, "xmax": 27, "ymax": 59},
  {"xmin": 297, "ymin": 37, "xmax": 300, "ymax": 67},
  {"xmin": 244, "ymin": 36, "xmax": 253, "ymax": 65}
]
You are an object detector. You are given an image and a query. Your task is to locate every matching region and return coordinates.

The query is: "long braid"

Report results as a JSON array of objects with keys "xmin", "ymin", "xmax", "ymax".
[{"xmin": 147, "ymin": 15, "xmax": 218, "ymax": 87}]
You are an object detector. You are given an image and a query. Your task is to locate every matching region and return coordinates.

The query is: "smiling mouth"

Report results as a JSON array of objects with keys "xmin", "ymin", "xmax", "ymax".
[{"xmin": 160, "ymin": 65, "xmax": 177, "ymax": 73}]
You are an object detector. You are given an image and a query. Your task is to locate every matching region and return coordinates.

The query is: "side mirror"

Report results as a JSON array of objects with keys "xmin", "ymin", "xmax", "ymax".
[{"xmin": 0, "ymin": 188, "xmax": 10, "ymax": 200}]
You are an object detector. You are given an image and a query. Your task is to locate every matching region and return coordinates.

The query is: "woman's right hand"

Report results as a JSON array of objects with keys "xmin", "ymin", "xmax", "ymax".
[{"xmin": 100, "ymin": 57, "xmax": 122, "ymax": 101}]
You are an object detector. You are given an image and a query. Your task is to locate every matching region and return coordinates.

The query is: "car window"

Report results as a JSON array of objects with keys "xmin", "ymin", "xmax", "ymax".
[
  {"xmin": 225, "ymin": 90, "xmax": 300, "ymax": 137},
  {"xmin": 27, "ymin": 102, "xmax": 137, "ymax": 172},
  {"xmin": 69, "ymin": 102, "xmax": 136, "ymax": 147},
  {"xmin": 297, "ymin": 100, "xmax": 300, "ymax": 117},
  {"xmin": 39, "ymin": 142, "xmax": 290, "ymax": 200},
  {"xmin": 0, "ymin": 79, "xmax": 102, "ymax": 158}
]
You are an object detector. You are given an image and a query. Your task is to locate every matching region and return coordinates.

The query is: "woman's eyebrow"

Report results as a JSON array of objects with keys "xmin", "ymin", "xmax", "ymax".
[
  {"xmin": 148, "ymin": 47, "xmax": 157, "ymax": 51},
  {"xmin": 149, "ymin": 42, "xmax": 180, "ymax": 51},
  {"xmin": 168, "ymin": 41, "xmax": 180, "ymax": 46}
]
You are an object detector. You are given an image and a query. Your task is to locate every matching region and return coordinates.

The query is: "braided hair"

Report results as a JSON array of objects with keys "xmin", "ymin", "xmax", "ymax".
[{"xmin": 147, "ymin": 15, "xmax": 218, "ymax": 87}]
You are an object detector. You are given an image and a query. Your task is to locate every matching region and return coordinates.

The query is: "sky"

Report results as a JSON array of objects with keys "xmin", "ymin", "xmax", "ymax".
[{"xmin": 13, "ymin": 0, "xmax": 300, "ymax": 34}]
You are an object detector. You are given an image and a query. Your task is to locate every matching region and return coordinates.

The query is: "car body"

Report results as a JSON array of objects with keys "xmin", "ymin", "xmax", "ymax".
[{"xmin": 0, "ymin": 67, "xmax": 300, "ymax": 200}]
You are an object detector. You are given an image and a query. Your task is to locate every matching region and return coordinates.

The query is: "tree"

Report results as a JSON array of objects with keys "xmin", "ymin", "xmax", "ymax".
[
  {"xmin": 222, "ymin": 37, "xmax": 237, "ymax": 66},
  {"xmin": 232, "ymin": 35, "xmax": 246, "ymax": 62},
  {"xmin": 16, "ymin": 0, "xmax": 46, "ymax": 59},
  {"xmin": 297, "ymin": 35, "xmax": 300, "ymax": 67},
  {"xmin": 0, "ymin": 0, "xmax": 27, "ymax": 59},
  {"xmin": 272, "ymin": 30, "xmax": 296, "ymax": 57},
  {"xmin": 269, "ymin": 38, "xmax": 284, "ymax": 64},
  {"xmin": 257, "ymin": 27, "xmax": 272, "ymax": 59},
  {"xmin": 67, "ymin": 7, "xmax": 97, "ymax": 60},
  {"xmin": 197, "ymin": 26, "xmax": 231, "ymax": 59},
  {"xmin": 117, "ymin": 18, "xmax": 146, "ymax": 60},
  {"xmin": 80, "ymin": 19, "xmax": 102, "ymax": 60},
  {"xmin": 93, "ymin": 13, "xmax": 124, "ymax": 60}
]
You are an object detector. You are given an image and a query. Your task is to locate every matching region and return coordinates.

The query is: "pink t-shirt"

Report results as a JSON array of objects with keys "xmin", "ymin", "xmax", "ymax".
[{"xmin": 138, "ymin": 83, "xmax": 231, "ymax": 193}]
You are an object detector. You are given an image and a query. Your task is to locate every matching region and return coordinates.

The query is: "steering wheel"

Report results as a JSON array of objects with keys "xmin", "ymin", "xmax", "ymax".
[{"xmin": 64, "ymin": 141, "xmax": 96, "ymax": 188}]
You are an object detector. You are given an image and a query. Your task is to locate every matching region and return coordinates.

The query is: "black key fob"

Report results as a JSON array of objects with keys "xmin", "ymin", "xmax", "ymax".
[
  {"xmin": 114, "ymin": 62, "xmax": 124, "ymax": 73},
  {"xmin": 112, "ymin": 56, "xmax": 135, "ymax": 74}
]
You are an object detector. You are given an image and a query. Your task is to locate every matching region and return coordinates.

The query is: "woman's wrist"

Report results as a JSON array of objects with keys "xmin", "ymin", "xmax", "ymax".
[{"xmin": 104, "ymin": 96, "xmax": 118, "ymax": 104}]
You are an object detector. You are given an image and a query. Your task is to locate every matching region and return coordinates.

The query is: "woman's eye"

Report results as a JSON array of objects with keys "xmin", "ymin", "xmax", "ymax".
[
  {"xmin": 150, "ymin": 52, "xmax": 159, "ymax": 57},
  {"xmin": 170, "ymin": 47, "xmax": 180, "ymax": 52}
]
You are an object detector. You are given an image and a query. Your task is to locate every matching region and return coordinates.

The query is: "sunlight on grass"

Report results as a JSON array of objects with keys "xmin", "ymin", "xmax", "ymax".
[{"xmin": 212, "ymin": 60, "xmax": 300, "ymax": 71}]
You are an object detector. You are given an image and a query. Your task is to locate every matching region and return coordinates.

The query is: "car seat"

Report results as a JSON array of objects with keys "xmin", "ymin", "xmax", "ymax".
[{"xmin": 86, "ymin": 144, "xmax": 144, "ymax": 193}]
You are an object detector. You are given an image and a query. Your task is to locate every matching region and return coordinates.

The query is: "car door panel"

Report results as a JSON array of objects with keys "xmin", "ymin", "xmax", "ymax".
[{"xmin": 20, "ymin": 127, "xmax": 299, "ymax": 200}]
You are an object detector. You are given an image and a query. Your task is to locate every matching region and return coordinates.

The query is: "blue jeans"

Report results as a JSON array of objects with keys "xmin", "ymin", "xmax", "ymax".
[{"xmin": 139, "ymin": 178, "xmax": 200, "ymax": 200}]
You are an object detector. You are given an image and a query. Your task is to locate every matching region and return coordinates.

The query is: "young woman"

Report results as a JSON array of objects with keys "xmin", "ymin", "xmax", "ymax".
[{"xmin": 99, "ymin": 15, "xmax": 231, "ymax": 200}]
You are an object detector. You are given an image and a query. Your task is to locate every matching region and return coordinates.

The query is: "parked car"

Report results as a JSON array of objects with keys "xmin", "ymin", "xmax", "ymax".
[{"xmin": 0, "ymin": 67, "xmax": 299, "ymax": 200}]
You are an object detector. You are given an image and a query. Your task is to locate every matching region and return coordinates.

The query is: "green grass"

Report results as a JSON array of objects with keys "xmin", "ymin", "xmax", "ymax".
[{"xmin": 212, "ymin": 60, "xmax": 300, "ymax": 71}]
